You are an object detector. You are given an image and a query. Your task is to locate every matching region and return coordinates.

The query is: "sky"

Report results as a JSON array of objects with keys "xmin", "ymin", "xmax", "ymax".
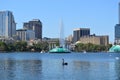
[{"xmin": 0, "ymin": 0, "xmax": 120, "ymax": 43}]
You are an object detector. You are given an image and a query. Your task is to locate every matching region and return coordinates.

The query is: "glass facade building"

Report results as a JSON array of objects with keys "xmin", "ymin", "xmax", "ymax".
[
  {"xmin": 73, "ymin": 28, "xmax": 90, "ymax": 43},
  {"xmin": 0, "ymin": 11, "xmax": 16, "ymax": 38},
  {"xmin": 115, "ymin": 24, "xmax": 120, "ymax": 44},
  {"xmin": 114, "ymin": 3, "xmax": 120, "ymax": 44}
]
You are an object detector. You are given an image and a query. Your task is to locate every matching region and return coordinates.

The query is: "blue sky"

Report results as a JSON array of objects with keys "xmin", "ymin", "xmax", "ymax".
[{"xmin": 0, "ymin": 0, "xmax": 120, "ymax": 42}]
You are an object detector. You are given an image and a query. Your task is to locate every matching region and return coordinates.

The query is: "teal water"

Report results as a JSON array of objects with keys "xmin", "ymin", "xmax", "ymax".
[{"xmin": 0, "ymin": 52, "xmax": 120, "ymax": 80}]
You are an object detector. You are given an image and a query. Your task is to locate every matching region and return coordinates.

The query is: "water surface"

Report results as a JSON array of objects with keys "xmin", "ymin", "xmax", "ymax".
[{"xmin": 0, "ymin": 52, "xmax": 120, "ymax": 80}]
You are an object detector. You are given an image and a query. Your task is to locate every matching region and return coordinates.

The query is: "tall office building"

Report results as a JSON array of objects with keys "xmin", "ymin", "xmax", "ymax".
[
  {"xmin": 0, "ymin": 11, "xmax": 16, "ymax": 38},
  {"xmin": 23, "ymin": 19, "xmax": 42, "ymax": 39},
  {"xmin": 73, "ymin": 28, "xmax": 90, "ymax": 43},
  {"xmin": 115, "ymin": 24, "xmax": 120, "ymax": 44},
  {"xmin": 115, "ymin": 3, "xmax": 120, "ymax": 44}
]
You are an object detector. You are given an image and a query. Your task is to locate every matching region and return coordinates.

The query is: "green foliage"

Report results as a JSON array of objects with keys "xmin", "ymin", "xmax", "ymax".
[
  {"xmin": 0, "ymin": 41, "xmax": 49, "ymax": 52},
  {"xmin": 0, "ymin": 41, "xmax": 111, "ymax": 52},
  {"xmin": 33, "ymin": 41, "xmax": 49, "ymax": 52},
  {"xmin": 14, "ymin": 41, "xmax": 27, "ymax": 51},
  {"xmin": 7, "ymin": 43, "xmax": 16, "ymax": 51},
  {"xmin": 74, "ymin": 43, "xmax": 110, "ymax": 52},
  {"xmin": 0, "ymin": 41, "xmax": 8, "ymax": 51},
  {"xmin": 56, "ymin": 40, "xmax": 60, "ymax": 46}
]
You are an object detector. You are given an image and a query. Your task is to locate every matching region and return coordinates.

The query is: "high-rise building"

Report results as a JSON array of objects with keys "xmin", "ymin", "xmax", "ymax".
[
  {"xmin": 16, "ymin": 29, "xmax": 35, "ymax": 41},
  {"xmin": 23, "ymin": 19, "xmax": 42, "ymax": 39},
  {"xmin": 115, "ymin": 3, "xmax": 120, "ymax": 44},
  {"xmin": 115, "ymin": 24, "xmax": 120, "ymax": 44},
  {"xmin": 0, "ymin": 11, "xmax": 16, "ymax": 38},
  {"xmin": 73, "ymin": 28, "xmax": 90, "ymax": 43}
]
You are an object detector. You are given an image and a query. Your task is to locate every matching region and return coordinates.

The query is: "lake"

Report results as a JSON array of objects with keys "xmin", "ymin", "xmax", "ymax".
[{"xmin": 0, "ymin": 52, "xmax": 120, "ymax": 80}]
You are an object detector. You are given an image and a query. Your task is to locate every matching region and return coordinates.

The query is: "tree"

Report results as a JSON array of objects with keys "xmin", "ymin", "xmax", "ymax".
[
  {"xmin": 7, "ymin": 43, "xmax": 16, "ymax": 51},
  {"xmin": 75, "ymin": 43, "xmax": 85, "ymax": 52},
  {"xmin": 33, "ymin": 41, "xmax": 49, "ymax": 52},
  {"xmin": 74, "ymin": 43, "xmax": 110, "ymax": 52},
  {"xmin": 14, "ymin": 41, "xmax": 27, "ymax": 51},
  {"xmin": 0, "ymin": 41, "xmax": 8, "ymax": 51}
]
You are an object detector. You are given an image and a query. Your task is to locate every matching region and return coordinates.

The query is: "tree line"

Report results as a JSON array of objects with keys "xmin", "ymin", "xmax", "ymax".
[
  {"xmin": 0, "ymin": 41, "xmax": 49, "ymax": 52},
  {"xmin": 0, "ymin": 41, "xmax": 112, "ymax": 52},
  {"xmin": 74, "ymin": 43, "xmax": 112, "ymax": 52}
]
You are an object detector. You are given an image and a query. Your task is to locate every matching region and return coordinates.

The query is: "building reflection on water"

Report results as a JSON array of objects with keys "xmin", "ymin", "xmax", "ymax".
[
  {"xmin": 0, "ymin": 58, "xmax": 42, "ymax": 80},
  {"xmin": 115, "ymin": 60, "xmax": 120, "ymax": 80},
  {"xmin": 72, "ymin": 60, "xmax": 120, "ymax": 80}
]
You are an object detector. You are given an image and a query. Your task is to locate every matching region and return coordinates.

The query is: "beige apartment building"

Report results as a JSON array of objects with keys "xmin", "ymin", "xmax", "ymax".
[{"xmin": 77, "ymin": 35, "xmax": 109, "ymax": 46}]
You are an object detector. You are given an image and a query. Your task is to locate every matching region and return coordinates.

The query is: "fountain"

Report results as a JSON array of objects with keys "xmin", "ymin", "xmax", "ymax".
[
  {"xmin": 49, "ymin": 20, "xmax": 71, "ymax": 53},
  {"xmin": 109, "ymin": 45, "xmax": 120, "ymax": 52}
]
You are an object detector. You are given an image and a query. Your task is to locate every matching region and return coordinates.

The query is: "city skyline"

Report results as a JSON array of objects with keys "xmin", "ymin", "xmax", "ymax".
[{"xmin": 0, "ymin": 0, "xmax": 120, "ymax": 42}]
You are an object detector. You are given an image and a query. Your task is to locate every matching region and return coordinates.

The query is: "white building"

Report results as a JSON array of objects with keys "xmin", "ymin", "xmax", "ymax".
[
  {"xmin": 0, "ymin": 11, "xmax": 16, "ymax": 38},
  {"xmin": 16, "ymin": 29, "xmax": 35, "ymax": 41}
]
